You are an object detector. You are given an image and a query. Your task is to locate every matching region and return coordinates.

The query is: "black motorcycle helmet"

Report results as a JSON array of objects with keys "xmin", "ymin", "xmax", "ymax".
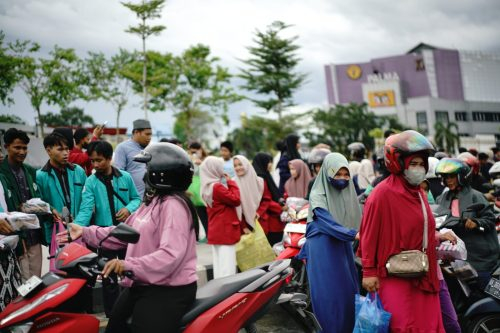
[{"xmin": 134, "ymin": 143, "xmax": 194, "ymax": 191}]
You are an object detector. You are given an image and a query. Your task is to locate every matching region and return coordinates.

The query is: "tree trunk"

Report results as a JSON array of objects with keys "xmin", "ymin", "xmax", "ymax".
[
  {"xmin": 36, "ymin": 105, "xmax": 44, "ymax": 137},
  {"xmin": 116, "ymin": 106, "xmax": 122, "ymax": 145},
  {"xmin": 142, "ymin": 30, "xmax": 148, "ymax": 120}
]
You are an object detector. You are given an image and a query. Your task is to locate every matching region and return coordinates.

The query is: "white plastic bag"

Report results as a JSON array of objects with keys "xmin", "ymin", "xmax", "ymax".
[{"xmin": 437, "ymin": 228, "xmax": 467, "ymax": 261}]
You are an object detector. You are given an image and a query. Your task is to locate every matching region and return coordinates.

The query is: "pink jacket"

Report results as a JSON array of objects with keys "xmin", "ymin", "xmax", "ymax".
[{"xmin": 82, "ymin": 196, "xmax": 197, "ymax": 287}]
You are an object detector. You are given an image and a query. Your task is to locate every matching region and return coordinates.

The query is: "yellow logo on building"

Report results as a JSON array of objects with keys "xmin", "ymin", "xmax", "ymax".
[
  {"xmin": 368, "ymin": 90, "xmax": 396, "ymax": 107},
  {"xmin": 346, "ymin": 65, "xmax": 362, "ymax": 80}
]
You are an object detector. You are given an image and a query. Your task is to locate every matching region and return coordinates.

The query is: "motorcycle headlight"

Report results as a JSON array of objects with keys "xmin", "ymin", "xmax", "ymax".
[
  {"xmin": 7, "ymin": 323, "xmax": 33, "ymax": 333},
  {"xmin": 283, "ymin": 234, "xmax": 292, "ymax": 246},
  {"xmin": 1, "ymin": 284, "xmax": 69, "ymax": 326}
]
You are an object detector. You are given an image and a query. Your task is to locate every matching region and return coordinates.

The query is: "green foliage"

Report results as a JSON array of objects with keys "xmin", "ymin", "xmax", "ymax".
[
  {"xmin": 122, "ymin": 0, "xmax": 166, "ymax": 39},
  {"xmin": 40, "ymin": 106, "xmax": 94, "ymax": 127},
  {"xmin": 239, "ymin": 21, "xmax": 307, "ymax": 120},
  {"xmin": 134, "ymin": 45, "xmax": 242, "ymax": 141},
  {"xmin": 0, "ymin": 114, "xmax": 26, "ymax": 125},
  {"xmin": 434, "ymin": 121, "xmax": 460, "ymax": 154},
  {"xmin": 304, "ymin": 103, "xmax": 379, "ymax": 156},
  {"xmin": 228, "ymin": 114, "xmax": 297, "ymax": 158}
]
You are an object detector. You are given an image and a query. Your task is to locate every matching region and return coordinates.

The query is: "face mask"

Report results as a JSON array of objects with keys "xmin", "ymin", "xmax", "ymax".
[
  {"xmin": 328, "ymin": 177, "xmax": 349, "ymax": 190},
  {"xmin": 404, "ymin": 166, "xmax": 426, "ymax": 186}
]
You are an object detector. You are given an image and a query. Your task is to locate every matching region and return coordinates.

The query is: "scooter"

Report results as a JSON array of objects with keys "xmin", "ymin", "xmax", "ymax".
[
  {"xmin": 272, "ymin": 198, "xmax": 321, "ymax": 332},
  {"xmin": 0, "ymin": 223, "xmax": 294, "ymax": 333},
  {"xmin": 434, "ymin": 203, "xmax": 500, "ymax": 332}
]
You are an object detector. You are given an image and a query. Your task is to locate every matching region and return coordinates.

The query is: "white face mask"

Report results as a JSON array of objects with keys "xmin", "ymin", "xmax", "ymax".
[{"xmin": 404, "ymin": 166, "xmax": 426, "ymax": 186}]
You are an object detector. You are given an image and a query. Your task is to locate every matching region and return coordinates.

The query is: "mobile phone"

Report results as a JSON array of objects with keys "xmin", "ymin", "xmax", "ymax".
[{"xmin": 102, "ymin": 121, "xmax": 108, "ymax": 128}]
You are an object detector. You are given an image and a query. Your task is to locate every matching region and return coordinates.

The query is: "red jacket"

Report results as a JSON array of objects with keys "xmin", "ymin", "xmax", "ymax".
[
  {"xmin": 257, "ymin": 181, "xmax": 284, "ymax": 234},
  {"xmin": 68, "ymin": 136, "xmax": 98, "ymax": 176},
  {"xmin": 207, "ymin": 180, "xmax": 242, "ymax": 245}
]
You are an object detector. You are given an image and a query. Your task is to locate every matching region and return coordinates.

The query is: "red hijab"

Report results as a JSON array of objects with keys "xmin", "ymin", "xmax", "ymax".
[{"xmin": 358, "ymin": 154, "xmax": 439, "ymax": 293}]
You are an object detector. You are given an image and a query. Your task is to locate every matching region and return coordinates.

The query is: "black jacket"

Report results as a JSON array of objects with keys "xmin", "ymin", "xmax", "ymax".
[{"xmin": 436, "ymin": 186, "xmax": 499, "ymax": 272}]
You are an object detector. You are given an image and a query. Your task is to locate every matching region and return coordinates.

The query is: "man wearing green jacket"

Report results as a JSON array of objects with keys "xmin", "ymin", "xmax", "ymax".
[
  {"xmin": 0, "ymin": 128, "xmax": 42, "ymax": 281},
  {"xmin": 36, "ymin": 132, "xmax": 87, "ymax": 245},
  {"xmin": 74, "ymin": 140, "xmax": 140, "ymax": 317}
]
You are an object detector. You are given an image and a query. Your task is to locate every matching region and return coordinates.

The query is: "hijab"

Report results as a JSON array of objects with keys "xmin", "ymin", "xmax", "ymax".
[
  {"xmin": 252, "ymin": 153, "xmax": 281, "ymax": 202},
  {"xmin": 285, "ymin": 159, "xmax": 312, "ymax": 198},
  {"xmin": 307, "ymin": 153, "xmax": 362, "ymax": 230},
  {"xmin": 200, "ymin": 156, "xmax": 225, "ymax": 207},
  {"xmin": 285, "ymin": 134, "xmax": 301, "ymax": 160},
  {"xmin": 233, "ymin": 155, "xmax": 264, "ymax": 228}
]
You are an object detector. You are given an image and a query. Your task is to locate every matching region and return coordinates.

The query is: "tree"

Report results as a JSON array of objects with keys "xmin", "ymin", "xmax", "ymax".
[
  {"xmin": 304, "ymin": 103, "xmax": 379, "ymax": 156},
  {"xmin": 228, "ymin": 113, "xmax": 298, "ymax": 158},
  {"xmin": 434, "ymin": 121, "xmax": 460, "ymax": 154},
  {"xmin": 0, "ymin": 114, "xmax": 26, "ymax": 125},
  {"xmin": 122, "ymin": 0, "xmax": 166, "ymax": 119},
  {"xmin": 239, "ymin": 21, "xmax": 307, "ymax": 121},
  {"xmin": 40, "ymin": 106, "xmax": 94, "ymax": 128},
  {"xmin": 17, "ymin": 45, "xmax": 85, "ymax": 136},
  {"xmin": 85, "ymin": 50, "xmax": 137, "ymax": 143},
  {"xmin": 0, "ymin": 31, "xmax": 30, "ymax": 106},
  {"xmin": 146, "ymin": 45, "xmax": 242, "ymax": 142}
]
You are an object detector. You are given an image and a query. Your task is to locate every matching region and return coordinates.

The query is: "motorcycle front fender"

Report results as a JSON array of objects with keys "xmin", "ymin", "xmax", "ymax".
[
  {"xmin": 276, "ymin": 247, "xmax": 300, "ymax": 260},
  {"xmin": 464, "ymin": 297, "xmax": 500, "ymax": 319}
]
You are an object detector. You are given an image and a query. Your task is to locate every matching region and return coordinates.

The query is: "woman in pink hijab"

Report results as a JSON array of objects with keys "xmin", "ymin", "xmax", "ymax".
[
  {"xmin": 284, "ymin": 159, "xmax": 312, "ymax": 198},
  {"xmin": 200, "ymin": 156, "xmax": 242, "ymax": 278},
  {"xmin": 233, "ymin": 155, "xmax": 265, "ymax": 231}
]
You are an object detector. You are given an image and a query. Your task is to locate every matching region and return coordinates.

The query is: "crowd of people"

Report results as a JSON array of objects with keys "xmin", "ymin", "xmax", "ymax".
[{"xmin": 0, "ymin": 119, "xmax": 499, "ymax": 333}]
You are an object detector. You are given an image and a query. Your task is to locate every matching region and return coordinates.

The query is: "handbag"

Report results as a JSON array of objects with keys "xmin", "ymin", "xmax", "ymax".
[
  {"xmin": 236, "ymin": 220, "xmax": 276, "ymax": 271},
  {"xmin": 385, "ymin": 192, "xmax": 429, "ymax": 278}
]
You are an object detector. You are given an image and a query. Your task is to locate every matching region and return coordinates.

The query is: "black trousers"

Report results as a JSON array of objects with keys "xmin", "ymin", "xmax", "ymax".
[
  {"xmin": 195, "ymin": 206, "xmax": 208, "ymax": 237},
  {"xmin": 106, "ymin": 282, "xmax": 197, "ymax": 333}
]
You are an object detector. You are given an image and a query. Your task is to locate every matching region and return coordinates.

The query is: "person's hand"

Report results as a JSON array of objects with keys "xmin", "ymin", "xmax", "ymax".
[
  {"xmin": 362, "ymin": 277, "xmax": 380, "ymax": 293},
  {"xmin": 52, "ymin": 209, "xmax": 62, "ymax": 222},
  {"xmin": 484, "ymin": 192, "xmax": 495, "ymax": 202},
  {"xmin": 93, "ymin": 125, "xmax": 104, "ymax": 139},
  {"xmin": 243, "ymin": 228, "xmax": 251, "ymax": 235},
  {"xmin": 355, "ymin": 232, "xmax": 360, "ymax": 240},
  {"xmin": 56, "ymin": 223, "xmax": 83, "ymax": 244},
  {"xmin": 223, "ymin": 173, "xmax": 231, "ymax": 182},
  {"xmin": 465, "ymin": 218, "xmax": 478, "ymax": 230},
  {"xmin": 115, "ymin": 208, "xmax": 130, "ymax": 222},
  {"xmin": 0, "ymin": 219, "xmax": 14, "ymax": 235},
  {"xmin": 102, "ymin": 259, "xmax": 125, "ymax": 278},
  {"xmin": 439, "ymin": 231, "xmax": 457, "ymax": 244},
  {"xmin": 282, "ymin": 205, "xmax": 289, "ymax": 211}
]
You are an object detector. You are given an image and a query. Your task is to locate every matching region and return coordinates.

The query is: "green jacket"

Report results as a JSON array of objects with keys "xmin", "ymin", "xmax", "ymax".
[
  {"xmin": 36, "ymin": 161, "xmax": 87, "ymax": 244},
  {"xmin": 0, "ymin": 158, "xmax": 40, "ymax": 212},
  {"xmin": 74, "ymin": 168, "xmax": 141, "ymax": 227},
  {"xmin": 436, "ymin": 186, "xmax": 499, "ymax": 272}
]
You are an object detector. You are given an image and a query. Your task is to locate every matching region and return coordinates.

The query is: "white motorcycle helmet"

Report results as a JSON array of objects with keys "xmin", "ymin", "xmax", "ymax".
[
  {"xmin": 489, "ymin": 161, "xmax": 500, "ymax": 179},
  {"xmin": 426, "ymin": 156, "xmax": 439, "ymax": 179}
]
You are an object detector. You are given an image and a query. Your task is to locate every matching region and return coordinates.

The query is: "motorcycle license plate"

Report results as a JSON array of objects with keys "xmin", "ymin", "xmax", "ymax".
[
  {"xmin": 16, "ymin": 275, "xmax": 43, "ymax": 297},
  {"xmin": 284, "ymin": 223, "xmax": 306, "ymax": 234},
  {"xmin": 484, "ymin": 277, "xmax": 500, "ymax": 301}
]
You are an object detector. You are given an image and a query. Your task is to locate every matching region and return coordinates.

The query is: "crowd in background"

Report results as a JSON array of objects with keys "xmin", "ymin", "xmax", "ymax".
[{"xmin": 1, "ymin": 119, "xmax": 499, "ymax": 332}]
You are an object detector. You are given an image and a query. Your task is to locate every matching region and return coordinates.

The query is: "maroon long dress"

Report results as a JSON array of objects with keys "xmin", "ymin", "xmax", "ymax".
[{"xmin": 358, "ymin": 174, "xmax": 444, "ymax": 332}]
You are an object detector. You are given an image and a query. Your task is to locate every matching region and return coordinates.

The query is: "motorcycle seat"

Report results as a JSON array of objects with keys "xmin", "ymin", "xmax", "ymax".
[{"xmin": 180, "ymin": 268, "xmax": 267, "ymax": 325}]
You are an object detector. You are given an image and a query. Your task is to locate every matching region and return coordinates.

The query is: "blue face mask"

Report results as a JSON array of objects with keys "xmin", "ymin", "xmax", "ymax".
[{"xmin": 328, "ymin": 177, "xmax": 349, "ymax": 190}]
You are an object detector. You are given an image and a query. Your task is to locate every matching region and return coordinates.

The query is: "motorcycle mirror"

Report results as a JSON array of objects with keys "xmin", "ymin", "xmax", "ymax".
[
  {"xmin": 465, "ymin": 203, "xmax": 485, "ymax": 213},
  {"xmin": 109, "ymin": 223, "xmax": 140, "ymax": 244}
]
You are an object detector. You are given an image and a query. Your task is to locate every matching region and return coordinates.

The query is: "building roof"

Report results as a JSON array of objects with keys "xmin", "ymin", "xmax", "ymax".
[{"xmin": 407, "ymin": 42, "xmax": 439, "ymax": 54}]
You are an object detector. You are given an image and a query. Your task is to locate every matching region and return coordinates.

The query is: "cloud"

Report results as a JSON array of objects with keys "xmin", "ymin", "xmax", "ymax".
[{"xmin": 1, "ymin": 0, "xmax": 500, "ymax": 137}]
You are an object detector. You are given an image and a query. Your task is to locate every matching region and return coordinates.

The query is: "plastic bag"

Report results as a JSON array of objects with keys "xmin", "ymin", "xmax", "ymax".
[
  {"xmin": 0, "ymin": 212, "xmax": 40, "ymax": 230},
  {"xmin": 49, "ymin": 220, "xmax": 66, "ymax": 273},
  {"xmin": 21, "ymin": 198, "xmax": 51, "ymax": 214},
  {"xmin": 236, "ymin": 220, "xmax": 276, "ymax": 271},
  {"xmin": 436, "ymin": 229, "xmax": 467, "ymax": 261},
  {"xmin": 353, "ymin": 293, "xmax": 391, "ymax": 333}
]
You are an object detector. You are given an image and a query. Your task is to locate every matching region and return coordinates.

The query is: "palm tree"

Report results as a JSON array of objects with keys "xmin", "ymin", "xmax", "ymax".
[{"xmin": 434, "ymin": 121, "xmax": 460, "ymax": 154}]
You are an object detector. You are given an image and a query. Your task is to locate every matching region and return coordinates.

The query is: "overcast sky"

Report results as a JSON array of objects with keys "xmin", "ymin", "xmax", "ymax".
[{"xmin": 1, "ymin": 0, "xmax": 500, "ymax": 137}]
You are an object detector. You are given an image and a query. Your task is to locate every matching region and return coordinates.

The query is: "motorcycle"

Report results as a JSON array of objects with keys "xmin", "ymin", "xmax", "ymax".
[
  {"xmin": 272, "ymin": 198, "xmax": 321, "ymax": 332},
  {"xmin": 0, "ymin": 223, "xmax": 294, "ymax": 333},
  {"xmin": 434, "ymin": 203, "xmax": 500, "ymax": 332}
]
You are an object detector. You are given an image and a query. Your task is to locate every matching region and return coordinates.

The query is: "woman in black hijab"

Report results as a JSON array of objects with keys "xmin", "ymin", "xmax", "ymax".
[
  {"xmin": 253, "ymin": 153, "xmax": 286, "ymax": 245},
  {"xmin": 277, "ymin": 134, "xmax": 301, "ymax": 196}
]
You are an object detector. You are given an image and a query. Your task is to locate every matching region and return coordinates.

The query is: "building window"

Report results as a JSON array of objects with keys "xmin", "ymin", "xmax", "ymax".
[
  {"xmin": 416, "ymin": 58, "xmax": 425, "ymax": 71},
  {"xmin": 435, "ymin": 111, "xmax": 449, "ymax": 124},
  {"xmin": 455, "ymin": 111, "xmax": 467, "ymax": 122},
  {"xmin": 472, "ymin": 111, "xmax": 500, "ymax": 122},
  {"xmin": 416, "ymin": 112, "xmax": 428, "ymax": 135}
]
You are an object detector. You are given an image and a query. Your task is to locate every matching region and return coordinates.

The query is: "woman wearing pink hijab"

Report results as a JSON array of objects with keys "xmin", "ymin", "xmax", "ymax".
[
  {"xmin": 285, "ymin": 159, "xmax": 312, "ymax": 198},
  {"xmin": 233, "ymin": 155, "xmax": 265, "ymax": 231},
  {"xmin": 200, "ymin": 156, "xmax": 242, "ymax": 278}
]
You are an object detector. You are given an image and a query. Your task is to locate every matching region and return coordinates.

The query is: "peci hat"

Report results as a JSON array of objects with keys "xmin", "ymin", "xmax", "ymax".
[{"xmin": 133, "ymin": 119, "xmax": 151, "ymax": 131}]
